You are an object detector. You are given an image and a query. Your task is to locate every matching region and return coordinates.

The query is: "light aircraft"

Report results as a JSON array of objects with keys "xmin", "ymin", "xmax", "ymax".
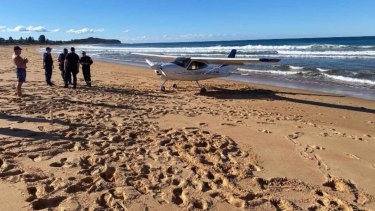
[{"xmin": 131, "ymin": 50, "xmax": 280, "ymax": 93}]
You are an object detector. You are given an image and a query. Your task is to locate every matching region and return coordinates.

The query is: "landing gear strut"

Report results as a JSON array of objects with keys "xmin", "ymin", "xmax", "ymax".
[{"xmin": 160, "ymin": 80, "xmax": 167, "ymax": 92}]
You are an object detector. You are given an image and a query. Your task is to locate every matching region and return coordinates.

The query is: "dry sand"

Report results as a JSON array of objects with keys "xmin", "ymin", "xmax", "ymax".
[{"xmin": 0, "ymin": 45, "xmax": 375, "ymax": 210}]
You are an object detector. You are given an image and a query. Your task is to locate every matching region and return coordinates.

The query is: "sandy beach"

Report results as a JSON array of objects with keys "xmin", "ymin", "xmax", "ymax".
[{"xmin": 1, "ymin": 45, "xmax": 375, "ymax": 210}]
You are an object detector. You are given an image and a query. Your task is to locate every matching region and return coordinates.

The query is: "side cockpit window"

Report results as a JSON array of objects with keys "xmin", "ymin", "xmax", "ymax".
[{"xmin": 188, "ymin": 61, "xmax": 208, "ymax": 70}]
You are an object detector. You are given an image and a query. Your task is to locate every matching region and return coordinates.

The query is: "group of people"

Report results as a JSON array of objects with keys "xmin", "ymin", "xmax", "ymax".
[{"xmin": 12, "ymin": 46, "xmax": 93, "ymax": 97}]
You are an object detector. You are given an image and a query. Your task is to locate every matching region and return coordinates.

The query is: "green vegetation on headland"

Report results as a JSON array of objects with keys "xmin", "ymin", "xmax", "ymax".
[{"xmin": 0, "ymin": 35, "xmax": 122, "ymax": 45}]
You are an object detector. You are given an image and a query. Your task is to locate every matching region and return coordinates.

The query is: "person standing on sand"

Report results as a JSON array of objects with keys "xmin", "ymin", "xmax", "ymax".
[
  {"xmin": 79, "ymin": 51, "xmax": 93, "ymax": 87},
  {"xmin": 64, "ymin": 47, "xmax": 80, "ymax": 89},
  {"xmin": 12, "ymin": 46, "xmax": 28, "ymax": 97},
  {"xmin": 58, "ymin": 48, "xmax": 72, "ymax": 84},
  {"xmin": 43, "ymin": 47, "xmax": 54, "ymax": 86}
]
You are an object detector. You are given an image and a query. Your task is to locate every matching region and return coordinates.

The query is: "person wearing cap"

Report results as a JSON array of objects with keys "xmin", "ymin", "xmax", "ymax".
[
  {"xmin": 79, "ymin": 51, "xmax": 93, "ymax": 87},
  {"xmin": 43, "ymin": 47, "xmax": 54, "ymax": 86},
  {"xmin": 12, "ymin": 46, "xmax": 28, "ymax": 97},
  {"xmin": 58, "ymin": 48, "xmax": 72, "ymax": 84},
  {"xmin": 64, "ymin": 47, "xmax": 80, "ymax": 88}
]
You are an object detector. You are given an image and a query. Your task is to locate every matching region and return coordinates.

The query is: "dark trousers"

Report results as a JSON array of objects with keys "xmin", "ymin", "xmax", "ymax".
[
  {"xmin": 45, "ymin": 66, "xmax": 53, "ymax": 84},
  {"xmin": 65, "ymin": 69, "xmax": 77, "ymax": 87},
  {"xmin": 60, "ymin": 68, "xmax": 72, "ymax": 84},
  {"xmin": 82, "ymin": 67, "xmax": 91, "ymax": 86}
]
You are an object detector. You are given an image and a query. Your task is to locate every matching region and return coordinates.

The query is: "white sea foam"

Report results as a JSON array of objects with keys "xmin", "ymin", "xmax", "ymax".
[
  {"xmin": 53, "ymin": 44, "xmax": 375, "ymax": 59},
  {"xmin": 317, "ymin": 68, "xmax": 330, "ymax": 72},
  {"xmin": 238, "ymin": 68, "xmax": 301, "ymax": 75},
  {"xmin": 322, "ymin": 73, "xmax": 375, "ymax": 85},
  {"xmin": 289, "ymin": 66, "xmax": 304, "ymax": 70}
]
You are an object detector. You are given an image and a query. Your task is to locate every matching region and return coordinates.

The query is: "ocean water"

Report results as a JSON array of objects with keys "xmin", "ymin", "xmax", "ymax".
[{"xmin": 53, "ymin": 36, "xmax": 375, "ymax": 100}]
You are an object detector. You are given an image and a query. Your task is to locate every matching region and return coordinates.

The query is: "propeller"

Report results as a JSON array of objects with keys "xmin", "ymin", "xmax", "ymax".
[{"xmin": 146, "ymin": 59, "xmax": 165, "ymax": 76}]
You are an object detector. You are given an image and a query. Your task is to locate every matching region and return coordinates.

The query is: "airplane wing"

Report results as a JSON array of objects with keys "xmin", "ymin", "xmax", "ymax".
[
  {"xmin": 131, "ymin": 52, "xmax": 280, "ymax": 64},
  {"xmin": 131, "ymin": 53, "xmax": 179, "ymax": 61},
  {"xmin": 190, "ymin": 57, "xmax": 280, "ymax": 65}
]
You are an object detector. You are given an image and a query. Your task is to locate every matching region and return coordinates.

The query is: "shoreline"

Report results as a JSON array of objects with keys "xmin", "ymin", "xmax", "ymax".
[
  {"xmin": 44, "ymin": 44, "xmax": 375, "ymax": 101},
  {"xmin": 1, "ymin": 45, "xmax": 375, "ymax": 210},
  {"xmin": 95, "ymin": 58, "xmax": 375, "ymax": 103}
]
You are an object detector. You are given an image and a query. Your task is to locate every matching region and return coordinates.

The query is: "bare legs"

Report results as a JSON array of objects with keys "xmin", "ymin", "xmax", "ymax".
[{"xmin": 16, "ymin": 81, "xmax": 23, "ymax": 97}]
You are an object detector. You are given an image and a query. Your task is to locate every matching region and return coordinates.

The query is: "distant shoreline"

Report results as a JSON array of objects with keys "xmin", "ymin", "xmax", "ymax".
[{"xmin": 0, "ymin": 37, "xmax": 121, "ymax": 45}]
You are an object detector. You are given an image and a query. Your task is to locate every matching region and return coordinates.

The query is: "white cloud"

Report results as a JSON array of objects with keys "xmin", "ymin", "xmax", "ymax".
[
  {"xmin": 127, "ymin": 35, "xmax": 148, "ymax": 42},
  {"xmin": 6, "ymin": 25, "xmax": 59, "ymax": 33},
  {"xmin": 66, "ymin": 28, "xmax": 104, "ymax": 34},
  {"xmin": 123, "ymin": 29, "xmax": 130, "ymax": 33},
  {"xmin": 0, "ymin": 26, "xmax": 6, "ymax": 31},
  {"xmin": 124, "ymin": 33, "xmax": 245, "ymax": 43},
  {"xmin": 179, "ymin": 33, "xmax": 216, "ymax": 39},
  {"xmin": 50, "ymin": 28, "xmax": 60, "ymax": 33}
]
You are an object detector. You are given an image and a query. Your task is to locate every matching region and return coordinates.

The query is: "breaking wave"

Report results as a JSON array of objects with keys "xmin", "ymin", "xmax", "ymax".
[
  {"xmin": 322, "ymin": 74, "xmax": 375, "ymax": 85},
  {"xmin": 238, "ymin": 68, "xmax": 302, "ymax": 75},
  {"xmin": 71, "ymin": 44, "xmax": 375, "ymax": 59}
]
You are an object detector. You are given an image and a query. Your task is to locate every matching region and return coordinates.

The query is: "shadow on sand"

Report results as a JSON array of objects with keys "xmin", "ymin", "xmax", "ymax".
[
  {"xmin": 0, "ymin": 113, "xmax": 88, "ymax": 128},
  {"xmin": 201, "ymin": 88, "xmax": 375, "ymax": 114},
  {"xmin": 80, "ymin": 86, "xmax": 166, "ymax": 98},
  {"xmin": 0, "ymin": 127, "xmax": 84, "ymax": 142},
  {"xmin": 58, "ymin": 98, "xmax": 146, "ymax": 111}
]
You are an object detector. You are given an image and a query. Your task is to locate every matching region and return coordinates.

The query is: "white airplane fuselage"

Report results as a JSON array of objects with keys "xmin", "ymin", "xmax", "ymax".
[
  {"xmin": 132, "ymin": 49, "xmax": 280, "ymax": 93},
  {"xmin": 156, "ymin": 63, "xmax": 232, "ymax": 81}
]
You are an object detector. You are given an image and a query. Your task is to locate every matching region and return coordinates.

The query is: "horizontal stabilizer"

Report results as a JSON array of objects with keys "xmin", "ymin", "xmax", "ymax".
[
  {"xmin": 259, "ymin": 58, "xmax": 281, "ymax": 62},
  {"xmin": 190, "ymin": 57, "xmax": 280, "ymax": 65}
]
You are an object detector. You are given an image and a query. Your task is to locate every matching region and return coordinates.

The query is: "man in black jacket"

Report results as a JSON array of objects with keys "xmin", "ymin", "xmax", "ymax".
[
  {"xmin": 64, "ymin": 47, "xmax": 80, "ymax": 88},
  {"xmin": 80, "ymin": 51, "xmax": 93, "ymax": 87},
  {"xmin": 43, "ymin": 47, "xmax": 54, "ymax": 86},
  {"xmin": 58, "ymin": 48, "xmax": 72, "ymax": 84}
]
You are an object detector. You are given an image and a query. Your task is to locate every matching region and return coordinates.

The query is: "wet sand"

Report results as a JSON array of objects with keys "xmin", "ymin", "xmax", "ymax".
[{"xmin": 0, "ymin": 46, "xmax": 375, "ymax": 210}]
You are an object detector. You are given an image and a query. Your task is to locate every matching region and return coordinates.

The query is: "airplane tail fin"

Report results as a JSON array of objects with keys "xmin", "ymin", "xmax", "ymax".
[
  {"xmin": 220, "ymin": 49, "xmax": 237, "ymax": 68},
  {"xmin": 228, "ymin": 49, "xmax": 237, "ymax": 58}
]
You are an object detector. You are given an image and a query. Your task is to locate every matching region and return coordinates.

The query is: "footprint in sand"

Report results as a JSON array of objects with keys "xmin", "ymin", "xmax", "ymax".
[
  {"xmin": 172, "ymin": 187, "xmax": 187, "ymax": 206},
  {"xmin": 345, "ymin": 153, "xmax": 360, "ymax": 160},
  {"xmin": 31, "ymin": 196, "xmax": 67, "ymax": 210},
  {"xmin": 49, "ymin": 158, "xmax": 68, "ymax": 168},
  {"xmin": 258, "ymin": 129, "xmax": 272, "ymax": 134},
  {"xmin": 285, "ymin": 132, "xmax": 304, "ymax": 145}
]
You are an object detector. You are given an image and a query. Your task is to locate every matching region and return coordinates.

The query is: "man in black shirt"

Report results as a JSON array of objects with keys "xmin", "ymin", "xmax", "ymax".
[
  {"xmin": 58, "ymin": 48, "xmax": 72, "ymax": 84},
  {"xmin": 43, "ymin": 47, "xmax": 54, "ymax": 86},
  {"xmin": 79, "ymin": 51, "xmax": 93, "ymax": 87},
  {"xmin": 64, "ymin": 47, "xmax": 80, "ymax": 88}
]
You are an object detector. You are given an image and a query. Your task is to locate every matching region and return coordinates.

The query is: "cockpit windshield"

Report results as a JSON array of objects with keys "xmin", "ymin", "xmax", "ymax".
[{"xmin": 172, "ymin": 58, "xmax": 191, "ymax": 68}]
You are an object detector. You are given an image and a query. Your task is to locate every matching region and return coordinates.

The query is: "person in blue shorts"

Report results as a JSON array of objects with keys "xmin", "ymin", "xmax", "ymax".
[{"xmin": 12, "ymin": 46, "xmax": 28, "ymax": 97}]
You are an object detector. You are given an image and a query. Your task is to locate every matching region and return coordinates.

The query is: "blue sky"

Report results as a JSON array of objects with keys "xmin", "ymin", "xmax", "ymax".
[{"xmin": 0, "ymin": 0, "xmax": 374, "ymax": 43}]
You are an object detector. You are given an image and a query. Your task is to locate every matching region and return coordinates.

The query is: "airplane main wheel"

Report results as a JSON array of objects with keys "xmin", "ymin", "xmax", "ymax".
[
  {"xmin": 173, "ymin": 83, "xmax": 178, "ymax": 89},
  {"xmin": 200, "ymin": 87, "xmax": 207, "ymax": 94},
  {"xmin": 161, "ymin": 86, "xmax": 166, "ymax": 92}
]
